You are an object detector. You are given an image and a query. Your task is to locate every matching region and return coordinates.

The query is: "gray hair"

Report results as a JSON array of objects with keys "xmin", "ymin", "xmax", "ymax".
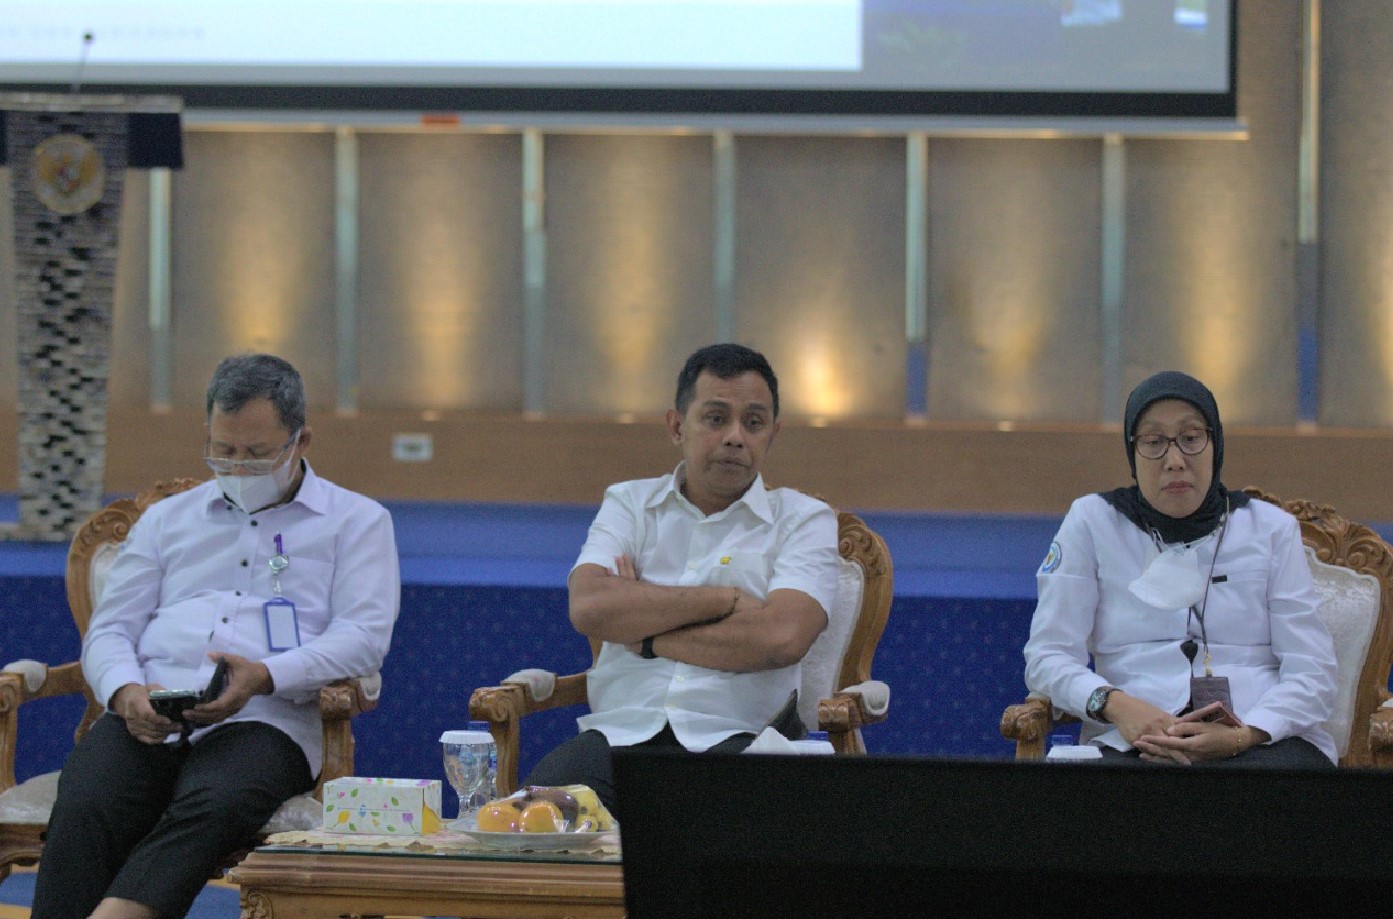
[{"xmin": 205, "ymin": 353, "xmax": 306, "ymax": 432}]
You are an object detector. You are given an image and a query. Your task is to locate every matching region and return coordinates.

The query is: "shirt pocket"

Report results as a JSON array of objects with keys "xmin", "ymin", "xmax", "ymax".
[
  {"xmin": 139, "ymin": 597, "xmax": 219, "ymax": 668},
  {"xmin": 706, "ymin": 551, "xmax": 771, "ymax": 596},
  {"xmin": 1206, "ymin": 566, "xmax": 1271, "ymax": 644}
]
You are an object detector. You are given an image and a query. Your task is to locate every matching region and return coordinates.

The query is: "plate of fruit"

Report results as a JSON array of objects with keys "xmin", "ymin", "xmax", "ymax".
[{"xmin": 461, "ymin": 784, "xmax": 618, "ymax": 851}]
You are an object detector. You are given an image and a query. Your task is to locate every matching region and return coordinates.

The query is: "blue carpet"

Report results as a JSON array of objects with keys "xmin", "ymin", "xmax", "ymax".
[{"xmin": 0, "ymin": 868, "xmax": 239, "ymax": 917}]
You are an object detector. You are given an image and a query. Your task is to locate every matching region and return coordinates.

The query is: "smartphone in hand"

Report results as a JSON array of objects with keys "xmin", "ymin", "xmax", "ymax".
[
  {"xmin": 147, "ymin": 659, "xmax": 230, "ymax": 722},
  {"xmin": 1180, "ymin": 700, "xmax": 1244, "ymax": 728},
  {"xmin": 147, "ymin": 688, "xmax": 199, "ymax": 722},
  {"xmin": 202, "ymin": 658, "xmax": 229, "ymax": 704}
]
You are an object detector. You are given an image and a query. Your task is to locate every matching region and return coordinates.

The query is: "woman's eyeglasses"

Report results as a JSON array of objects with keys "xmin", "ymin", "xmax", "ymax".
[{"xmin": 1129, "ymin": 428, "xmax": 1210, "ymax": 460}]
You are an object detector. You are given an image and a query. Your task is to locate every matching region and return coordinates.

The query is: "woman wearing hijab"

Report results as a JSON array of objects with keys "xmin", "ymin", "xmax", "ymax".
[{"xmin": 1024, "ymin": 371, "xmax": 1338, "ymax": 766}]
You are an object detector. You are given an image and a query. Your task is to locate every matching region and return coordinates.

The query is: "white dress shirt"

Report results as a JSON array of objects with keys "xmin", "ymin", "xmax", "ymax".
[
  {"xmin": 574, "ymin": 465, "xmax": 841, "ymax": 750},
  {"xmin": 1024, "ymin": 494, "xmax": 1338, "ymax": 762},
  {"xmin": 81, "ymin": 462, "xmax": 400, "ymax": 775}
]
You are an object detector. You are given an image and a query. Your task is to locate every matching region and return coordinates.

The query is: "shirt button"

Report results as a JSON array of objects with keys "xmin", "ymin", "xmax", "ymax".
[
  {"xmin": 235, "ymin": 591, "xmax": 242, "ymax": 596},
  {"xmin": 222, "ymin": 617, "xmax": 230, "ymax": 623},
  {"xmin": 251, "ymin": 520, "xmax": 259, "ymax": 527},
  {"xmin": 240, "ymin": 559, "xmax": 248, "ymax": 567},
  {"xmin": 675, "ymin": 675, "xmax": 686, "ymax": 683}
]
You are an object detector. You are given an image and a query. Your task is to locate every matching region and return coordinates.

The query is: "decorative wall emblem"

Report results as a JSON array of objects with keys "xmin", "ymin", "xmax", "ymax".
[{"xmin": 32, "ymin": 132, "xmax": 106, "ymax": 214}]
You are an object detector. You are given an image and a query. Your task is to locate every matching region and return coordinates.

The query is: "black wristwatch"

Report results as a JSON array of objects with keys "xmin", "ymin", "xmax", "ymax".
[
  {"xmin": 1086, "ymin": 685, "xmax": 1117, "ymax": 723},
  {"xmin": 640, "ymin": 636, "xmax": 657, "ymax": 660}
]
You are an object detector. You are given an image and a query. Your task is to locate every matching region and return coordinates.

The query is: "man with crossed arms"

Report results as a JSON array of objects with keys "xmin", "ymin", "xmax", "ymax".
[{"xmin": 524, "ymin": 343, "xmax": 841, "ymax": 813}]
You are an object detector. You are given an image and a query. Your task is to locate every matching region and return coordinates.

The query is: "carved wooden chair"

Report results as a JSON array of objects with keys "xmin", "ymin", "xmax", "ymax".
[
  {"xmin": 1000, "ymin": 489, "xmax": 1393, "ymax": 767},
  {"xmin": 470, "ymin": 507, "xmax": 895, "ymax": 794},
  {"xmin": 0, "ymin": 479, "xmax": 380, "ymax": 884}
]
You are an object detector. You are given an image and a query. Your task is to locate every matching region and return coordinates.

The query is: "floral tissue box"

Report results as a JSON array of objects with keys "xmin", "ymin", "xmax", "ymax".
[{"xmin": 322, "ymin": 777, "xmax": 443, "ymax": 835}]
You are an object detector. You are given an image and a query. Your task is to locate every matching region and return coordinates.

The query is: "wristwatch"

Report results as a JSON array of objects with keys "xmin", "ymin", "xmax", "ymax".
[
  {"xmin": 640, "ymin": 636, "xmax": 657, "ymax": 660},
  {"xmin": 1086, "ymin": 685, "xmax": 1117, "ymax": 723}
]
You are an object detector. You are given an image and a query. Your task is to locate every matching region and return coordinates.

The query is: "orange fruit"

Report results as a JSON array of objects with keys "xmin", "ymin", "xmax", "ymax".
[
  {"xmin": 520, "ymin": 800, "xmax": 564, "ymax": 833},
  {"xmin": 475, "ymin": 802, "xmax": 521, "ymax": 832}
]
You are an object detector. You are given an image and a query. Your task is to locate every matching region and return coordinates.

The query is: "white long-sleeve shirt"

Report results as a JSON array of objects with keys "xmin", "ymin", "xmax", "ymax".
[
  {"xmin": 81, "ymin": 463, "xmax": 400, "ymax": 775},
  {"xmin": 574, "ymin": 466, "xmax": 841, "ymax": 750},
  {"xmin": 1024, "ymin": 494, "xmax": 1338, "ymax": 762}
]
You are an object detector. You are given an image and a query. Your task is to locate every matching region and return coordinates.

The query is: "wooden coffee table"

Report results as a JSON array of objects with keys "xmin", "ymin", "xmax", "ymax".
[{"xmin": 226, "ymin": 844, "xmax": 625, "ymax": 918}]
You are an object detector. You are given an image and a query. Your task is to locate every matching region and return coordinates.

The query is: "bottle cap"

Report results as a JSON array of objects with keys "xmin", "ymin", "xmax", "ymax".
[{"xmin": 440, "ymin": 725, "xmax": 493, "ymax": 745}]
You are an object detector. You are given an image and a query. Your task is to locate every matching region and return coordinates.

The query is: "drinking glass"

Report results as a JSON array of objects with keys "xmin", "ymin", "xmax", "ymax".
[{"xmin": 442, "ymin": 742, "xmax": 487, "ymax": 822}]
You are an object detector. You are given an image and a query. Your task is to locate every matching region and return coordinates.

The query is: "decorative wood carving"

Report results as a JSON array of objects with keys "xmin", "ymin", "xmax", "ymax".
[
  {"xmin": 999, "ymin": 696, "xmax": 1054, "ymax": 760},
  {"xmin": 240, "ymin": 890, "xmax": 274, "ymax": 919},
  {"xmin": 0, "ymin": 673, "xmax": 20, "ymax": 792}
]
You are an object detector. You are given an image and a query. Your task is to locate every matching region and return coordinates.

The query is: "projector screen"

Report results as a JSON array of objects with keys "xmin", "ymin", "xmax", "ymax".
[{"xmin": 0, "ymin": 0, "xmax": 1236, "ymax": 121}]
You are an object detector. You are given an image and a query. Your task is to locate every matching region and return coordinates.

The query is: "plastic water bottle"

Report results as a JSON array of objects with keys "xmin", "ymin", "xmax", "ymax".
[
  {"xmin": 791, "ymin": 730, "xmax": 836, "ymax": 754},
  {"xmin": 440, "ymin": 721, "xmax": 498, "ymax": 821}
]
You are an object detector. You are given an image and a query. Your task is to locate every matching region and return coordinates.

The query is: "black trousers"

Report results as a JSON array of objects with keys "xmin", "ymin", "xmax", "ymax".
[
  {"xmin": 523, "ymin": 724, "xmax": 756, "ymax": 817},
  {"xmin": 1097, "ymin": 736, "xmax": 1335, "ymax": 768},
  {"xmin": 31, "ymin": 714, "xmax": 313, "ymax": 919}
]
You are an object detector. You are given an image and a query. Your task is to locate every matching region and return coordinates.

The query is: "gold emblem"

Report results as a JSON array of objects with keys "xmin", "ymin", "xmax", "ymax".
[{"xmin": 32, "ymin": 133, "xmax": 106, "ymax": 215}]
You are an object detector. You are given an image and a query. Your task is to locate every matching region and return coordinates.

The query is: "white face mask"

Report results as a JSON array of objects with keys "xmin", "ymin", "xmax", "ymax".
[
  {"xmin": 216, "ymin": 453, "xmax": 298, "ymax": 513},
  {"xmin": 1128, "ymin": 543, "xmax": 1207, "ymax": 611}
]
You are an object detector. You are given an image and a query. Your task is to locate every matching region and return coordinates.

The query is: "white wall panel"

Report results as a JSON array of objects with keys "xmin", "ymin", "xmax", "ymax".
[
  {"xmin": 357, "ymin": 131, "xmax": 525, "ymax": 411},
  {"xmin": 169, "ymin": 131, "xmax": 338, "ymax": 409},
  {"xmin": 544, "ymin": 133, "xmax": 715, "ymax": 416},
  {"xmin": 734, "ymin": 135, "xmax": 905, "ymax": 421}
]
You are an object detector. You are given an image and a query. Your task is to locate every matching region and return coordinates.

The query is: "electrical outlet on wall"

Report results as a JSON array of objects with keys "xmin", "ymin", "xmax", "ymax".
[{"xmin": 391, "ymin": 433, "xmax": 433, "ymax": 462}]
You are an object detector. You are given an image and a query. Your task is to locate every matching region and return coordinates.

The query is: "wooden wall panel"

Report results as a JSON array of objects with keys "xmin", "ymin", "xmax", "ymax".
[{"xmin": 2, "ymin": 409, "xmax": 1388, "ymax": 522}]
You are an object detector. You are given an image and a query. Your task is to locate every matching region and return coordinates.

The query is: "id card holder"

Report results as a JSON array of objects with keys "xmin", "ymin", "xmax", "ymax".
[
  {"xmin": 263, "ymin": 597, "xmax": 301, "ymax": 651},
  {"xmin": 1190, "ymin": 675, "xmax": 1233, "ymax": 712}
]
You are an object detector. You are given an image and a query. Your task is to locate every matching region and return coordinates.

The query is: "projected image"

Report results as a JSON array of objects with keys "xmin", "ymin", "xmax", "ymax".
[
  {"xmin": 0, "ymin": 0, "xmax": 1233, "ymax": 118},
  {"xmin": 1060, "ymin": 1, "xmax": 1124, "ymax": 27},
  {"xmin": 862, "ymin": 0, "xmax": 1226, "ymax": 92}
]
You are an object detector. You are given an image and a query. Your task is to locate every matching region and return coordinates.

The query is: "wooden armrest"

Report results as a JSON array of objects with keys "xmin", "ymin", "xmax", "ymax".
[
  {"xmin": 472, "ymin": 672, "xmax": 589, "ymax": 719},
  {"xmin": 522, "ymin": 672, "xmax": 589, "ymax": 711},
  {"xmin": 1000, "ymin": 696, "xmax": 1056, "ymax": 760},
  {"xmin": 10, "ymin": 661, "xmax": 87, "ymax": 703},
  {"xmin": 319, "ymin": 678, "xmax": 378, "ymax": 722},
  {"xmin": 315, "ymin": 678, "xmax": 380, "ymax": 797},
  {"xmin": 0, "ymin": 663, "xmax": 104, "ymax": 794},
  {"xmin": 469, "ymin": 671, "xmax": 589, "ymax": 796},
  {"xmin": 0, "ymin": 671, "xmax": 23, "ymax": 792},
  {"xmin": 817, "ymin": 691, "xmax": 890, "ymax": 756},
  {"xmin": 1369, "ymin": 705, "xmax": 1393, "ymax": 768}
]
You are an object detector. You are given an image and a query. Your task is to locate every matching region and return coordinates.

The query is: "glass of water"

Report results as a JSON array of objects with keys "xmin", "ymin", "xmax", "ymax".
[{"xmin": 441, "ymin": 739, "xmax": 487, "ymax": 821}]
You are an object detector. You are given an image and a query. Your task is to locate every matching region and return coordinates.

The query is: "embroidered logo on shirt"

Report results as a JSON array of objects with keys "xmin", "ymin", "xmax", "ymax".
[
  {"xmin": 719, "ymin": 556, "xmax": 731, "ymax": 565},
  {"xmin": 1039, "ymin": 541, "xmax": 1063, "ymax": 574}
]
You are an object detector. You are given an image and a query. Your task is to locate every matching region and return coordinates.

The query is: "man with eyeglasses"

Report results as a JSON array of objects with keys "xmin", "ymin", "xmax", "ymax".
[{"xmin": 32, "ymin": 353, "xmax": 400, "ymax": 919}]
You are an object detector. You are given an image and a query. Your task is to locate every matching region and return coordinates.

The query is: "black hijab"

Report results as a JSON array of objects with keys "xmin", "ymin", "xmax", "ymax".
[{"xmin": 1100, "ymin": 370, "xmax": 1249, "ymax": 544}]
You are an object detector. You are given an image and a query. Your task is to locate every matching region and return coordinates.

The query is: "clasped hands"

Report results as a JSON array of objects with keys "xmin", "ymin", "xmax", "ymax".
[
  {"xmin": 1108, "ymin": 693, "xmax": 1255, "ymax": 765},
  {"xmin": 112, "ymin": 652, "xmax": 273, "ymax": 745}
]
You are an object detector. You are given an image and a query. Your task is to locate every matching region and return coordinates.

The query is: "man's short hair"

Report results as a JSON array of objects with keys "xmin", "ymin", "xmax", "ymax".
[
  {"xmin": 206, "ymin": 353, "xmax": 307, "ymax": 432},
  {"xmin": 674, "ymin": 343, "xmax": 779, "ymax": 417}
]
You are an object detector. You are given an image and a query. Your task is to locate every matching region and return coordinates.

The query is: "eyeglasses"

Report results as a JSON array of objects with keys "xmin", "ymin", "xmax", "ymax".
[
  {"xmin": 1130, "ymin": 428, "xmax": 1211, "ymax": 460},
  {"xmin": 204, "ymin": 429, "xmax": 300, "ymax": 475}
]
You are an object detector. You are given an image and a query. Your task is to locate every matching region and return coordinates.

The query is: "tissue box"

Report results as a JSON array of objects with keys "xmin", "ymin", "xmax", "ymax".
[{"xmin": 322, "ymin": 778, "xmax": 443, "ymax": 835}]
